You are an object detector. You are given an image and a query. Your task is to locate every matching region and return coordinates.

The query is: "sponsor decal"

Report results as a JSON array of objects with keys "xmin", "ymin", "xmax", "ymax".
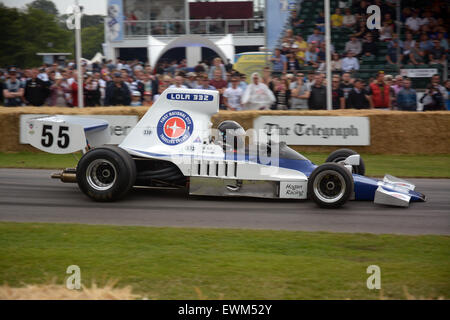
[
  {"xmin": 167, "ymin": 93, "xmax": 213, "ymax": 101},
  {"xmin": 279, "ymin": 181, "xmax": 307, "ymax": 199},
  {"xmin": 157, "ymin": 110, "xmax": 193, "ymax": 145}
]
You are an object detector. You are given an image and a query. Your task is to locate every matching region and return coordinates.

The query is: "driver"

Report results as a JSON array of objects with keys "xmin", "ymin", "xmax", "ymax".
[{"xmin": 216, "ymin": 120, "xmax": 246, "ymax": 155}]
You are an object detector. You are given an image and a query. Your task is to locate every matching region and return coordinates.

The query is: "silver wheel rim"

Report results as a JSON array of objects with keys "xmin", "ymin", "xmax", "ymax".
[
  {"xmin": 86, "ymin": 159, "xmax": 117, "ymax": 191},
  {"xmin": 313, "ymin": 170, "xmax": 346, "ymax": 204}
]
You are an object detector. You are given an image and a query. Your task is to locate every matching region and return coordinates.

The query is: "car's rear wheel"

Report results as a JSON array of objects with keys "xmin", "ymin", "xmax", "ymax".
[
  {"xmin": 76, "ymin": 146, "xmax": 136, "ymax": 201},
  {"xmin": 326, "ymin": 148, "xmax": 365, "ymax": 176},
  {"xmin": 308, "ymin": 163, "xmax": 354, "ymax": 208}
]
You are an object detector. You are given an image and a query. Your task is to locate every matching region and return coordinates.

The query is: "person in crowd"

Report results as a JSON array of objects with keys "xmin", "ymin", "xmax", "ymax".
[
  {"xmin": 2, "ymin": 68, "xmax": 24, "ymax": 106},
  {"xmin": 153, "ymin": 84, "xmax": 167, "ymax": 102},
  {"xmin": 331, "ymin": 8, "xmax": 344, "ymax": 28},
  {"xmin": 104, "ymin": 72, "xmax": 131, "ymax": 106},
  {"xmin": 409, "ymin": 41, "xmax": 426, "ymax": 65},
  {"xmin": 293, "ymin": 34, "xmax": 308, "ymax": 65},
  {"xmin": 331, "ymin": 53, "xmax": 343, "ymax": 72},
  {"xmin": 208, "ymin": 57, "xmax": 227, "ymax": 81},
  {"xmin": 405, "ymin": 10, "xmax": 421, "ymax": 33},
  {"xmin": 315, "ymin": 11, "xmax": 325, "ymax": 33},
  {"xmin": 130, "ymin": 91, "xmax": 142, "ymax": 106},
  {"xmin": 223, "ymin": 75, "xmax": 243, "ymax": 111},
  {"xmin": 232, "ymin": 73, "xmax": 248, "ymax": 92},
  {"xmin": 396, "ymin": 78, "xmax": 417, "ymax": 111},
  {"xmin": 48, "ymin": 74, "xmax": 69, "ymax": 107},
  {"xmin": 169, "ymin": 75, "xmax": 187, "ymax": 89},
  {"xmin": 332, "ymin": 77, "xmax": 345, "ymax": 109},
  {"xmin": 142, "ymin": 91, "xmax": 152, "ymax": 107},
  {"xmin": 419, "ymin": 33, "xmax": 433, "ymax": 53},
  {"xmin": 308, "ymin": 74, "xmax": 326, "ymax": 110},
  {"xmin": 436, "ymin": 32, "xmax": 448, "ymax": 51},
  {"xmin": 430, "ymin": 74, "xmax": 448, "ymax": 101},
  {"xmin": 362, "ymin": 33, "xmax": 377, "ymax": 57},
  {"xmin": 241, "ymin": 72, "xmax": 275, "ymax": 110},
  {"xmin": 368, "ymin": 71, "xmax": 391, "ymax": 109},
  {"xmin": 402, "ymin": 33, "xmax": 416, "ymax": 61},
  {"xmin": 273, "ymin": 78, "xmax": 291, "ymax": 110},
  {"xmin": 307, "ymin": 28, "xmax": 324, "ymax": 44},
  {"xmin": 225, "ymin": 59, "xmax": 233, "ymax": 73},
  {"xmin": 290, "ymin": 74, "xmax": 310, "ymax": 110},
  {"xmin": 379, "ymin": 21, "xmax": 394, "ymax": 41},
  {"xmin": 270, "ymin": 49, "xmax": 287, "ymax": 75},
  {"xmin": 391, "ymin": 75, "xmax": 404, "ymax": 96},
  {"xmin": 84, "ymin": 75, "xmax": 101, "ymax": 106},
  {"xmin": 185, "ymin": 72, "xmax": 198, "ymax": 89},
  {"xmin": 305, "ymin": 43, "xmax": 319, "ymax": 68},
  {"xmin": 210, "ymin": 69, "xmax": 228, "ymax": 109},
  {"xmin": 420, "ymin": 84, "xmax": 445, "ymax": 111},
  {"xmin": 196, "ymin": 73, "xmax": 216, "ymax": 90},
  {"xmin": 347, "ymin": 79, "xmax": 371, "ymax": 109},
  {"xmin": 444, "ymin": 80, "xmax": 450, "ymax": 111},
  {"xmin": 339, "ymin": 72, "xmax": 354, "ymax": 101},
  {"xmin": 386, "ymin": 40, "xmax": 403, "ymax": 65},
  {"xmin": 341, "ymin": 51, "xmax": 360, "ymax": 72},
  {"xmin": 345, "ymin": 36, "xmax": 362, "ymax": 56},
  {"xmin": 428, "ymin": 40, "xmax": 447, "ymax": 65},
  {"xmin": 342, "ymin": 8, "xmax": 356, "ymax": 28},
  {"xmin": 286, "ymin": 53, "xmax": 300, "ymax": 73},
  {"xmin": 24, "ymin": 68, "xmax": 49, "ymax": 106}
]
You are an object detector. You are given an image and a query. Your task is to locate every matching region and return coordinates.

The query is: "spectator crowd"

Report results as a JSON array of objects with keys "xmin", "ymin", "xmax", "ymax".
[{"xmin": 1, "ymin": 0, "xmax": 448, "ymax": 111}]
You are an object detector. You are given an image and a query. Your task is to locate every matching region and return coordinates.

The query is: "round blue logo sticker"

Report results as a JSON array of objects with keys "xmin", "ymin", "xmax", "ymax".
[{"xmin": 157, "ymin": 110, "xmax": 194, "ymax": 145}]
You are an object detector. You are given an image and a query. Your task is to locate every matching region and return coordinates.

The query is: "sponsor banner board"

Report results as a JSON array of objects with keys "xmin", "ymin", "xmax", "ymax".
[
  {"xmin": 254, "ymin": 116, "xmax": 370, "ymax": 146},
  {"xmin": 400, "ymin": 69, "xmax": 437, "ymax": 78}
]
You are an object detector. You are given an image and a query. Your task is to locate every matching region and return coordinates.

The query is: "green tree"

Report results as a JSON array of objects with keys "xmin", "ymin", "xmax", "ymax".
[
  {"xmin": 27, "ymin": 0, "xmax": 58, "ymax": 16},
  {"xmin": 81, "ymin": 24, "xmax": 105, "ymax": 60},
  {"xmin": 0, "ymin": 5, "xmax": 72, "ymax": 67}
]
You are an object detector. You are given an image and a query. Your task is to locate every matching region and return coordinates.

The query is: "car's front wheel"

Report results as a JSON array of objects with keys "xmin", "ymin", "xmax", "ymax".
[
  {"xmin": 326, "ymin": 148, "xmax": 365, "ymax": 176},
  {"xmin": 308, "ymin": 163, "xmax": 354, "ymax": 208},
  {"xmin": 76, "ymin": 146, "xmax": 136, "ymax": 201}
]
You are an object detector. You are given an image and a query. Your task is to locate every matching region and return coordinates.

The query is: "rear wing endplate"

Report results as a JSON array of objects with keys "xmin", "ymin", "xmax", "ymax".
[{"xmin": 26, "ymin": 115, "xmax": 110, "ymax": 154}]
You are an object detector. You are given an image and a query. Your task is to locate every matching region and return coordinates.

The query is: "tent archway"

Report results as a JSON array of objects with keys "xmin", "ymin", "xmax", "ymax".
[{"xmin": 148, "ymin": 34, "xmax": 234, "ymax": 68}]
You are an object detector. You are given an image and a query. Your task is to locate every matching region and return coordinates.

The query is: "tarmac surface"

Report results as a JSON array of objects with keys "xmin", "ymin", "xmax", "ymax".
[{"xmin": 0, "ymin": 168, "xmax": 449, "ymax": 235}]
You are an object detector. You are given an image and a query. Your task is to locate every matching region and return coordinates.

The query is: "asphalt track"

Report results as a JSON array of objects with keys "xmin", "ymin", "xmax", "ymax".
[{"xmin": 0, "ymin": 168, "xmax": 449, "ymax": 235}]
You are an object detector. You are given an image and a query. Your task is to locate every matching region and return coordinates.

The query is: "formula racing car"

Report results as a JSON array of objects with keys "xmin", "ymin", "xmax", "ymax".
[{"xmin": 25, "ymin": 88, "xmax": 425, "ymax": 208}]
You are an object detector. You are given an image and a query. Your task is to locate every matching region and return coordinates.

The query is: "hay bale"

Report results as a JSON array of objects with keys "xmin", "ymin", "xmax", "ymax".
[
  {"xmin": 0, "ymin": 280, "xmax": 143, "ymax": 300},
  {"xmin": 1, "ymin": 106, "xmax": 449, "ymax": 154}
]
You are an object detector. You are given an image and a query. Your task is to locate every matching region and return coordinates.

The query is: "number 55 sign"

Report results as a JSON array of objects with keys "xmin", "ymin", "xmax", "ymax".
[{"xmin": 26, "ymin": 117, "xmax": 86, "ymax": 154}]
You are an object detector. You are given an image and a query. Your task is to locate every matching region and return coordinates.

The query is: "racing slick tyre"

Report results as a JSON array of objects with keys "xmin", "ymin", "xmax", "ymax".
[
  {"xmin": 76, "ymin": 146, "xmax": 136, "ymax": 201},
  {"xmin": 325, "ymin": 148, "xmax": 365, "ymax": 176},
  {"xmin": 308, "ymin": 163, "xmax": 354, "ymax": 209}
]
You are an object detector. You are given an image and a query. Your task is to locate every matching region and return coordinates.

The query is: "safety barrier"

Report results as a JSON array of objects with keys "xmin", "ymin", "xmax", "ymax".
[{"xmin": 0, "ymin": 106, "xmax": 449, "ymax": 154}]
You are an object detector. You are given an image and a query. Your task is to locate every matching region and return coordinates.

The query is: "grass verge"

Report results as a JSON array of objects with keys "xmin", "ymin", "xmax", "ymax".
[
  {"xmin": 1, "ymin": 151, "xmax": 449, "ymax": 178},
  {"xmin": 0, "ymin": 222, "xmax": 448, "ymax": 299}
]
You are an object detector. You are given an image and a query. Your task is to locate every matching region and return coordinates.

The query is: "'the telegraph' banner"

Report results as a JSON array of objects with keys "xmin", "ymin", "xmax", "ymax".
[{"xmin": 254, "ymin": 116, "xmax": 370, "ymax": 146}]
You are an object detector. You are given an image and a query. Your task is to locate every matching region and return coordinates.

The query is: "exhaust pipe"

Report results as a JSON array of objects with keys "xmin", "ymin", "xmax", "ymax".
[{"xmin": 51, "ymin": 168, "xmax": 77, "ymax": 183}]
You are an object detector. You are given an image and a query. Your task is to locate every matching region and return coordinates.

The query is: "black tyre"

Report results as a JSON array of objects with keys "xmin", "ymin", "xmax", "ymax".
[
  {"xmin": 76, "ymin": 146, "xmax": 136, "ymax": 201},
  {"xmin": 308, "ymin": 163, "xmax": 354, "ymax": 209},
  {"xmin": 325, "ymin": 148, "xmax": 365, "ymax": 176}
]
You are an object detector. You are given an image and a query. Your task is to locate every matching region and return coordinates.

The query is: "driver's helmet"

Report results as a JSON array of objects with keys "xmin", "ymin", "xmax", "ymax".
[{"xmin": 217, "ymin": 120, "xmax": 246, "ymax": 151}]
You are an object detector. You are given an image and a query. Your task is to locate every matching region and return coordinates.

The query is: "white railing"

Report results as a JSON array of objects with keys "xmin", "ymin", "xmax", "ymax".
[{"xmin": 121, "ymin": 19, "xmax": 265, "ymax": 37}]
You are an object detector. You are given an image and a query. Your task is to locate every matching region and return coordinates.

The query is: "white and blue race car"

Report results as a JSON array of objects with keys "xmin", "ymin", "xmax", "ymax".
[{"xmin": 26, "ymin": 88, "xmax": 425, "ymax": 208}]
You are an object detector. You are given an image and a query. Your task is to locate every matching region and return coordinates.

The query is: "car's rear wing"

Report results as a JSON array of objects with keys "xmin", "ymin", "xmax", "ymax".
[{"xmin": 26, "ymin": 115, "xmax": 110, "ymax": 154}]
